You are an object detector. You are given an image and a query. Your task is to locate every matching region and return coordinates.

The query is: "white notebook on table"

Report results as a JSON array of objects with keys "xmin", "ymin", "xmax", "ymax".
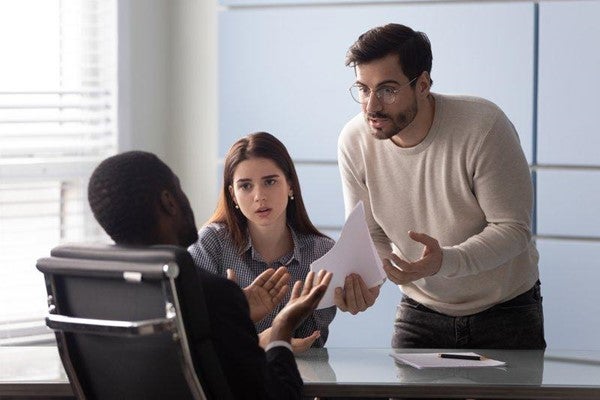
[{"xmin": 389, "ymin": 352, "xmax": 507, "ymax": 369}]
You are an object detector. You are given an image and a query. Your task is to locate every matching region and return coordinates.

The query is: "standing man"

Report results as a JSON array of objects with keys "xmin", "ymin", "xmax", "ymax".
[{"xmin": 337, "ymin": 23, "xmax": 545, "ymax": 349}]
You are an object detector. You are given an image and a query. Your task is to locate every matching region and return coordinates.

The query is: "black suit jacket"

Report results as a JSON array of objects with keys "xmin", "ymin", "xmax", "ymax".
[{"xmin": 174, "ymin": 248, "xmax": 302, "ymax": 400}]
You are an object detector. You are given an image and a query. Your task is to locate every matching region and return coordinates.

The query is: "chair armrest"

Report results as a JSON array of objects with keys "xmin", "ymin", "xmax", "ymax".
[{"xmin": 46, "ymin": 314, "xmax": 175, "ymax": 337}]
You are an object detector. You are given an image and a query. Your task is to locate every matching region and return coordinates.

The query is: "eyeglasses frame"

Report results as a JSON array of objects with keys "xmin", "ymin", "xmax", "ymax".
[{"xmin": 349, "ymin": 76, "xmax": 419, "ymax": 105}]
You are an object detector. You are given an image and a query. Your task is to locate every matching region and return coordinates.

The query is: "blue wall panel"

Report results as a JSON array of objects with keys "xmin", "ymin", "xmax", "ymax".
[
  {"xmin": 537, "ymin": 239, "xmax": 600, "ymax": 350},
  {"xmin": 538, "ymin": 1, "xmax": 600, "ymax": 166},
  {"xmin": 327, "ymin": 279, "xmax": 401, "ymax": 348},
  {"xmin": 221, "ymin": 0, "xmax": 414, "ymax": 6},
  {"xmin": 217, "ymin": 0, "xmax": 600, "ymax": 351},
  {"xmin": 295, "ymin": 164, "xmax": 344, "ymax": 228},
  {"xmin": 537, "ymin": 170, "xmax": 600, "ymax": 238},
  {"xmin": 219, "ymin": 2, "xmax": 534, "ymax": 162}
]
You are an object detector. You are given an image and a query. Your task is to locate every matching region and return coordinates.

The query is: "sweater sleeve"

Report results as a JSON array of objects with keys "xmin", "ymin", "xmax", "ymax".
[
  {"xmin": 338, "ymin": 124, "xmax": 393, "ymax": 260},
  {"xmin": 439, "ymin": 112, "xmax": 534, "ymax": 278}
]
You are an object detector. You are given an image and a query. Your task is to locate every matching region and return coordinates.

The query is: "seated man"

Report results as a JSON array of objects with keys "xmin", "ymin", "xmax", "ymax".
[{"xmin": 87, "ymin": 150, "xmax": 331, "ymax": 400}]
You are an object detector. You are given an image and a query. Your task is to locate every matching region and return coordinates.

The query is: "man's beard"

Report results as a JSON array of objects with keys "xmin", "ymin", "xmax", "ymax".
[{"xmin": 366, "ymin": 100, "xmax": 418, "ymax": 140}]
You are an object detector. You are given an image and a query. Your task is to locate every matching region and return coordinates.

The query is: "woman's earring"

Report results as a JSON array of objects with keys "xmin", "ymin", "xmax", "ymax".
[
  {"xmin": 289, "ymin": 193, "xmax": 294, "ymax": 201},
  {"xmin": 234, "ymin": 203, "xmax": 239, "ymax": 209}
]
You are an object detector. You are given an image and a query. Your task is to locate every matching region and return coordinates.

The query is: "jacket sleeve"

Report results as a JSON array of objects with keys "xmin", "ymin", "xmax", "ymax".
[
  {"xmin": 265, "ymin": 347, "xmax": 303, "ymax": 400},
  {"xmin": 202, "ymin": 272, "xmax": 302, "ymax": 399}
]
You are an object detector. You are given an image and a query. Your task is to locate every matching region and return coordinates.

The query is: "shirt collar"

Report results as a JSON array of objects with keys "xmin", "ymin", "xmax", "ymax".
[{"xmin": 243, "ymin": 225, "xmax": 305, "ymax": 265}]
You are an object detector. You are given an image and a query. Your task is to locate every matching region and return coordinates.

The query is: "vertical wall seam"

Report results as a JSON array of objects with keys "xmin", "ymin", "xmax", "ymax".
[{"xmin": 532, "ymin": 2, "xmax": 539, "ymax": 236}]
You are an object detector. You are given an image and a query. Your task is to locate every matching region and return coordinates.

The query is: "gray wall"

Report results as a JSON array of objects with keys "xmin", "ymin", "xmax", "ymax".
[{"xmin": 118, "ymin": 0, "xmax": 219, "ymax": 224}]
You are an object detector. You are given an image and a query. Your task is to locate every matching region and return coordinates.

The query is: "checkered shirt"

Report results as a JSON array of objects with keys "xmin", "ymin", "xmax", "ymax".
[{"xmin": 188, "ymin": 222, "xmax": 337, "ymax": 347}]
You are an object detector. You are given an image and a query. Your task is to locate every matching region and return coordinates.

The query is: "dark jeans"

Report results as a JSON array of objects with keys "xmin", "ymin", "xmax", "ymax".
[{"xmin": 392, "ymin": 281, "xmax": 546, "ymax": 350}]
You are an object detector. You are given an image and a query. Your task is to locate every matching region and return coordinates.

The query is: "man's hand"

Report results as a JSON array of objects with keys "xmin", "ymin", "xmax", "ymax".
[
  {"xmin": 270, "ymin": 270, "xmax": 332, "ymax": 344},
  {"xmin": 258, "ymin": 327, "xmax": 321, "ymax": 354},
  {"xmin": 383, "ymin": 231, "xmax": 442, "ymax": 285},
  {"xmin": 334, "ymin": 274, "xmax": 380, "ymax": 315},
  {"xmin": 228, "ymin": 266, "xmax": 290, "ymax": 323}
]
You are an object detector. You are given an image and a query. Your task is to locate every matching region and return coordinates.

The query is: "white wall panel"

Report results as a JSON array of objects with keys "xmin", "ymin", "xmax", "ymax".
[
  {"xmin": 295, "ymin": 164, "xmax": 345, "ymax": 228},
  {"xmin": 537, "ymin": 239, "xmax": 600, "ymax": 350},
  {"xmin": 537, "ymin": 170, "xmax": 600, "ymax": 237},
  {"xmin": 327, "ymin": 279, "xmax": 401, "ymax": 348},
  {"xmin": 538, "ymin": 0, "xmax": 600, "ymax": 165}
]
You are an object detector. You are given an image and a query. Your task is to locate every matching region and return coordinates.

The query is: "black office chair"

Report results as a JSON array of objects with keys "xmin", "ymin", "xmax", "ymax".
[{"xmin": 36, "ymin": 244, "xmax": 234, "ymax": 400}]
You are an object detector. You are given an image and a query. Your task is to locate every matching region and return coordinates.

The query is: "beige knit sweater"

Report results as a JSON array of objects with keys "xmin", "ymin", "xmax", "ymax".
[{"xmin": 338, "ymin": 93, "xmax": 539, "ymax": 316}]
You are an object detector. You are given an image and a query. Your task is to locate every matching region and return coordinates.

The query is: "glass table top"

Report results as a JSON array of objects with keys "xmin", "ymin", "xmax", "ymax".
[{"xmin": 2, "ymin": 346, "xmax": 600, "ymax": 399}]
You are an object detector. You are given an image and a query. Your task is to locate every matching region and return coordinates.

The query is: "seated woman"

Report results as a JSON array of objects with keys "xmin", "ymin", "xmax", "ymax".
[{"xmin": 189, "ymin": 132, "xmax": 336, "ymax": 351}]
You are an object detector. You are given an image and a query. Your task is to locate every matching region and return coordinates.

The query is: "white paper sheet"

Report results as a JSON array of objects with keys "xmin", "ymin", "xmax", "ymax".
[
  {"xmin": 389, "ymin": 352, "xmax": 507, "ymax": 369},
  {"xmin": 310, "ymin": 201, "xmax": 386, "ymax": 309}
]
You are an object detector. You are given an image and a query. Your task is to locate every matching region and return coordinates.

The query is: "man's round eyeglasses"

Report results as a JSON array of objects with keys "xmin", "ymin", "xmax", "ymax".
[{"xmin": 349, "ymin": 77, "xmax": 418, "ymax": 105}]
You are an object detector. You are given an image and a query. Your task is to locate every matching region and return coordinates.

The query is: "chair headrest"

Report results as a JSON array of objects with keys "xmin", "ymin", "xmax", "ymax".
[{"xmin": 37, "ymin": 243, "xmax": 193, "ymax": 280}]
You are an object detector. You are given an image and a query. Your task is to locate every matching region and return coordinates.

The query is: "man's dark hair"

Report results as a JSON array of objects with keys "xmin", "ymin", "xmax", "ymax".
[
  {"xmin": 88, "ymin": 151, "xmax": 177, "ymax": 244},
  {"xmin": 346, "ymin": 23, "xmax": 433, "ymax": 86}
]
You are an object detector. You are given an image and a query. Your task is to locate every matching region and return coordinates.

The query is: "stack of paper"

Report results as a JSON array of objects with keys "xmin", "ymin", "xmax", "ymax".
[
  {"xmin": 389, "ymin": 352, "xmax": 507, "ymax": 369},
  {"xmin": 310, "ymin": 201, "xmax": 386, "ymax": 309}
]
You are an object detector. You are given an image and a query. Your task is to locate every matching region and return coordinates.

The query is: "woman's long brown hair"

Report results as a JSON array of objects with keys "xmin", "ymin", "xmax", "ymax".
[{"xmin": 207, "ymin": 132, "xmax": 325, "ymax": 253}]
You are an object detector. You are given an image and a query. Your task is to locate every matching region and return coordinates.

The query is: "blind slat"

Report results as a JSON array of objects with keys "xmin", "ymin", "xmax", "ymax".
[
  {"xmin": 0, "ymin": 90, "xmax": 111, "ymax": 95},
  {"xmin": 0, "ymin": 104, "xmax": 111, "ymax": 110},
  {"xmin": 0, "ymin": 117, "xmax": 111, "ymax": 124}
]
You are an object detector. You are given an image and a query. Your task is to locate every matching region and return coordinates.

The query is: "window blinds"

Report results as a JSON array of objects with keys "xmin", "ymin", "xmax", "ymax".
[{"xmin": 0, "ymin": 0, "xmax": 117, "ymax": 344}]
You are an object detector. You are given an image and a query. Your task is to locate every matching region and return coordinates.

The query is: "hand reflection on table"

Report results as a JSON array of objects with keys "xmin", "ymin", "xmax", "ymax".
[
  {"xmin": 296, "ymin": 349, "xmax": 388, "ymax": 400},
  {"xmin": 296, "ymin": 348, "xmax": 337, "ymax": 383}
]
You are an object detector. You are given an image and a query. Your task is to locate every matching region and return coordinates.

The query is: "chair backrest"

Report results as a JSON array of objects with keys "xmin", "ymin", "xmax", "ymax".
[{"xmin": 36, "ymin": 244, "xmax": 233, "ymax": 400}]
